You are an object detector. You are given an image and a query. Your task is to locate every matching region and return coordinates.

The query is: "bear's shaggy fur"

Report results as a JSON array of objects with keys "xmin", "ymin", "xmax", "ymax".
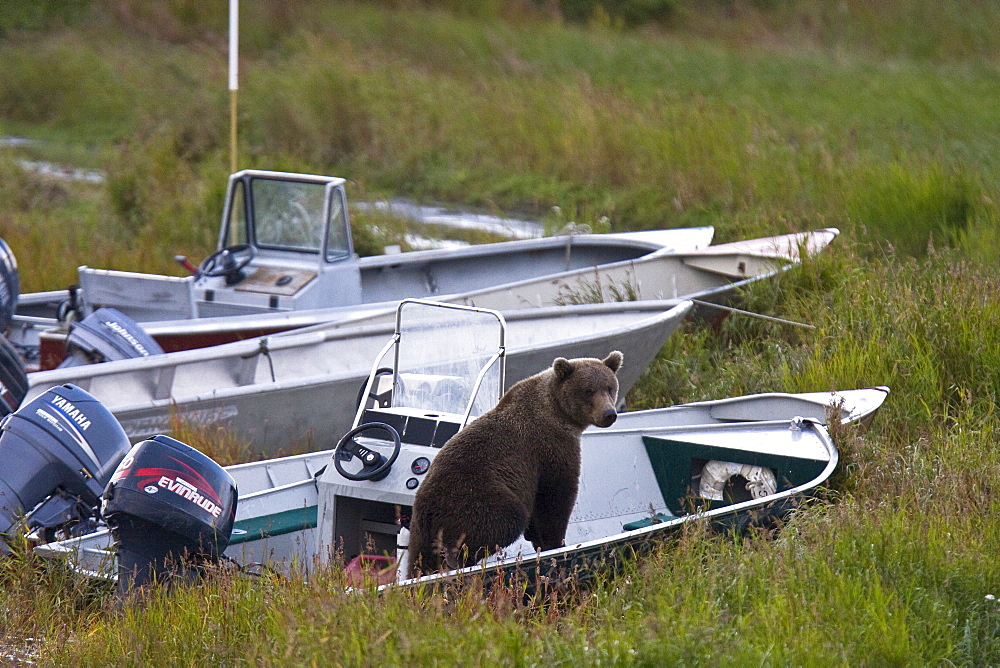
[{"xmin": 407, "ymin": 351, "xmax": 623, "ymax": 578}]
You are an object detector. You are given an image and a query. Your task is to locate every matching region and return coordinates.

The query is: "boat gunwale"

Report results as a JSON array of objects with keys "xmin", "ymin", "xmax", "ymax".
[
  {"xmin": 25, "ymin": 301, "xmax": 694, "ymax": 407},
  {"xmin": 62, "ymin": 227, "xmax": 826, "ymax": 337}
]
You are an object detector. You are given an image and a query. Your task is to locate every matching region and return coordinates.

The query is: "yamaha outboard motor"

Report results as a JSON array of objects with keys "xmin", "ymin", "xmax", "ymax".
[
  {"xmin": 0, "ymin": 334, "xmax": 27, "ymax": 417},
  {"xmin": 0, "ymin": 237, "xmax": 18, "ymax": 332},
  {"xmin": 101, "ymin": 435, "xmax": 237, "ymax": 595},
  {"xmin": 58, "ymin": 307, "xmax": 164, "ymax": 368},
  {"xmin": 0, "ymin": 384, "xmax": 131, "ymax": 551}
]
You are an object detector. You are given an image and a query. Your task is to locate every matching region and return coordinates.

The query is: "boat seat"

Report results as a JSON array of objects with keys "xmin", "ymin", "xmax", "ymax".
[{"xmin": 78, "ymin": 266, "xmax": 197, "ymax": 322}]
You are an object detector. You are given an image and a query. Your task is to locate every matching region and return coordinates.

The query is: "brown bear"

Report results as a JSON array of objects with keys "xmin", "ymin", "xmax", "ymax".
[{"xmin": 406, "ymin": 350, "xmax": 623, "ymax": 578}]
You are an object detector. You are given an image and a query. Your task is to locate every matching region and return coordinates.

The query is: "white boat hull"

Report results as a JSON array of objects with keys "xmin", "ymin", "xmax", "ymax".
[
  {"xmin": 25, "ymin": 300, "xmax": 695, "ymax": 454},
  {"xmin": 34, "ymin": 387, "xmax": 887, "ymax": 582}
]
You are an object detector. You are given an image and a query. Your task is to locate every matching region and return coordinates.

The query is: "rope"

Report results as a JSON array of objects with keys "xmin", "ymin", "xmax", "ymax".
[
  {"xmin": 690, "ymin": 299, "xmax": 816, "ymax": 330},
  {"xmin": 241, "ymin": 337, "xmax": 276, "ymax": 381}
]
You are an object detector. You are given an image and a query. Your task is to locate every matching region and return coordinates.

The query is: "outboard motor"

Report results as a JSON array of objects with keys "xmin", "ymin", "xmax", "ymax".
[
  {"xmin": 0, "ymin": 334, "xmax": 27, "ymax": 417},
  {"xmin": 58, "ymin": 307, "xmax": 164, "ymax": 368},
  {"xmin": 0, "ymin": 384, "xmax": 131, "ymax": 550},
  {"xmin": 0, "ymin": 237, "xmax": 18, "ymax": 332},
  {"xmin": 101, "ymin": 435, "xmax": 237, "ymax": 595}
]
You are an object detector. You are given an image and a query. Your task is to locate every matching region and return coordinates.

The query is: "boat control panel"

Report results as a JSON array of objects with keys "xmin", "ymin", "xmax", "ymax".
[
  {"xmin": 359, "ymin": 407, "xmax": 462, "ymax": 449},
  {"xmin": 315, "ymin": 406, "xmax": 461, "ymax": 573},
  {"xmin": 233, "ymin": 267, "xmax": 318, "ymax": 296}
]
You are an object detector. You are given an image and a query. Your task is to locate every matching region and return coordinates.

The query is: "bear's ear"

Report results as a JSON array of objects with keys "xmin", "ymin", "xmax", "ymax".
[
  {"xmin": 553, "ymin": 357, "xmax": 574, "ymax": 380},
  {"xmin": 603, "ymin": 350, "xmax": 623, "ymax": 373}
]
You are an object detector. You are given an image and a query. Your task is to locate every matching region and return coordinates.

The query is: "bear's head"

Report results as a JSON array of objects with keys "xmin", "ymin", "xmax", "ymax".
[{"xmin": 551, "ymin": 350, "xmax": 623, "ymax": 429}]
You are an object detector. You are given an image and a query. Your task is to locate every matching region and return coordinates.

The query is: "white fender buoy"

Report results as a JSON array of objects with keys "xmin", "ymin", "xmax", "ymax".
[
  {"xmin": 396, "ymin": 526, "xmax": 410, "ymax": 582},
  {"xmin": 699, "ymin": 461, "xmax": 776, "ymax": 501}
]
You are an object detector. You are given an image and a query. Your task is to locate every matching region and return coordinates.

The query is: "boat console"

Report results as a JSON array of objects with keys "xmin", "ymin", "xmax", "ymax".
[
  {"xmin": 77, "ymin": 171, "xmax": 363, "ymax": 321},
  {"xmin": 316, "ymin": 408, "xmax": 448, "ymax": 573},
  {"xmin": 357, "ymin": 407, "xmax": 462, "ymax": 449},
  {"xmin": 311, "ymin": 299, "xmax": 505, "ymax": 579}
]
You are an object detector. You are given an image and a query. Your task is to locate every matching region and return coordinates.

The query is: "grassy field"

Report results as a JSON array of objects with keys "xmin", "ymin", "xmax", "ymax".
[{"xmin": 2, "ymin": 0, "xmax": 1000, "ymax": 664}]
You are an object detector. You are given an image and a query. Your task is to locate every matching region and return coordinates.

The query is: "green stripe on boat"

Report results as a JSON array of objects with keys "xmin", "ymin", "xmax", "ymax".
[
  {"xmin": 641, "ymin": 436, "xmax": 827, "ymax": 515},
  {"xmin": 622, "ymin": 512, "xmax": 676, "ymax": 531},
  {"xmin": 232, "ymin": 506, "xmax": 318, "ymax": 544}
]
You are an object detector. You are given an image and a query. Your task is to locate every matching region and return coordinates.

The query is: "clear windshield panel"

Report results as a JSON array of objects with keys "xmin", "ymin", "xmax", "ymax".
[
  {"xmin": 325, "ymin": 185, "xmax": 351, "ymax": 262},
  {"xmin": 394, "ymin": 301, "xmax": 504, "ymax": 418},
  {"xmin": 225, "ymin": 180, "xmax": 249, "ymax": 246},
  {"xmin": 251, "ymin": 178, "xmax": 327, "ymax": 252}
]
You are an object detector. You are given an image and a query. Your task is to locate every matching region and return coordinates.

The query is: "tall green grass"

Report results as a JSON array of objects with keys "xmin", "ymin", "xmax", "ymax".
[
  {"xmin": 3, "ymin": 0, "xmax": 1000, "ymax": 288},
  {"xmin": 20, "ymin": 484, "xmax": 1000, "ymax": 664}
]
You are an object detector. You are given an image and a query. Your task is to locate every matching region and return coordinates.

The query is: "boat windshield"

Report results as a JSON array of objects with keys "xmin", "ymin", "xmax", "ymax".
[
  {"xmin": 393, "ymin": 301, "xmax": 505, "ymax": 420},
  {"xmin": 252, "ymin": 178, "xmax": 326, "ymax": 252},
  {"xmin": 225, "ymin": 174, "xmax": 351, "ymax": 260}
]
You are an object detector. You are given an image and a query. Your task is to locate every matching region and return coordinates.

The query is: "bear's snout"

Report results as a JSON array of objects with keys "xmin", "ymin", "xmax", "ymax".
[{"xmin": 596, "ymin": 408, "xmax": 617, "ymax": 428}]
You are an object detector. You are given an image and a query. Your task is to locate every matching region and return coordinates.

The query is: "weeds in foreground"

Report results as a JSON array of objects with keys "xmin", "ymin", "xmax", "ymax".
[{"xmin": 17, "ymin": 488, "xmax": 999, "ymax": 666}]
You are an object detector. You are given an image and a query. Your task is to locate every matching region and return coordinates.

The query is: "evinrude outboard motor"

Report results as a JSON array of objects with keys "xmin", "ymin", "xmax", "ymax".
[
  {"xmin": 0, "ymin": 384, "xmax": 131, "ymax": 551},
  {"xmin": 0, "ymin": 334, "xmax": 27, "ymax": 417},
  {"xmin": 58, "ymin": 307, "xmax": 164, "ymax": 368},
  {"xmin": 101, "ymin": 435, "xmax": 237, "ymax": 596},
  {"xmin": 0, "ymin": 237, "xmax": 18, "ymax": 332}
]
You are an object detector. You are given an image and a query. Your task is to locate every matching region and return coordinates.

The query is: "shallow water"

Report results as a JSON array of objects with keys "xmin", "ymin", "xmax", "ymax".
[
  {"xmin": 3, "ymin": 138, "xmax": 544, "ymax": 246},
  {"xmin": 355, "ymin": 200, "xmax": 544, "ymax": 246}
]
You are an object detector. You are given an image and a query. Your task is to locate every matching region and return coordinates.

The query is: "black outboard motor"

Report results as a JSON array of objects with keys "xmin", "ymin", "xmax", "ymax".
[
  {"xmin": 0, "ymin": 334, "xmax": 27, "ymax": 417},
  {"xmin": 0, "ymin": 237, "xmax": 18, "ymax": 332},
  {"xmin": 0, "ymin": 384, "xmax": 131, "ymax": 550},
  {"xmin": 58, "ymin": 307, "xmax": 164, "ymax": 368},
  {"xmin": 101, "ymin": 435, "xmax": 237, "ymax": 595}
]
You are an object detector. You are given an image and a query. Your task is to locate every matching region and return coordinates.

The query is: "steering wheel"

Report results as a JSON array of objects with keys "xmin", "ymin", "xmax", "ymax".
[
  {"xmin": 355, "ymin": 367, "xmax": 397, "ymax": 412},
  {"xmin": 334, "ymin": 422, "xmax": 401, "ymax": 482},
  {"xmin": 198, "ymin": 244, "xmax": 256, "ymax": 283}
]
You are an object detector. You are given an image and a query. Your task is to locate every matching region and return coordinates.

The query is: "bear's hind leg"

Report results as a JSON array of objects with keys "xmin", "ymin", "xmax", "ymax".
[
  {"xmin": 406, "ymin": 511, "xmax": 442, "ymax": 578},
  {"xmin": 449, "ymin": 494, "xmax": 530, "ymax": 568},
  {"xmin": 525, "ymin": 487, "xmax": 577, "ymax": 552}
]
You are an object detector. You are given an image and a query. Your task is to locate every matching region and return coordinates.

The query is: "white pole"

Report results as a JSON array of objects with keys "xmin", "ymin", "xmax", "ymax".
[{"xmin": 229, "ymin": 0, "xmax": 238, "ymax": 173}]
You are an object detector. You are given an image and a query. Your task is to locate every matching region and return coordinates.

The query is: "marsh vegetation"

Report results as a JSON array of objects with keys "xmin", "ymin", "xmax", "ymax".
[{"xmin": 2, "ymin": 1, "xmax": 999, "ymax": 664}]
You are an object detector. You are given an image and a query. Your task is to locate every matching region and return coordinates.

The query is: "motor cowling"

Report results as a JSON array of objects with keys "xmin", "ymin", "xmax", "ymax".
[
  {"xmin": 101, "ymin": 435, "xmax": 237, "ymax": 594},
  {"xmin": 0, "ymin": 237, "xmax": 18, "ymax": 333},
  {"xmin": 0, "ymin": 384, "xmax": 132, "ymax": 549},
  {"xmin": 58, "ymin": 307, "xmax": 164, "ymax": 368},
  {"xmin": 0, "ymin": 334, "xmax": 27, "ymax": 417}
]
